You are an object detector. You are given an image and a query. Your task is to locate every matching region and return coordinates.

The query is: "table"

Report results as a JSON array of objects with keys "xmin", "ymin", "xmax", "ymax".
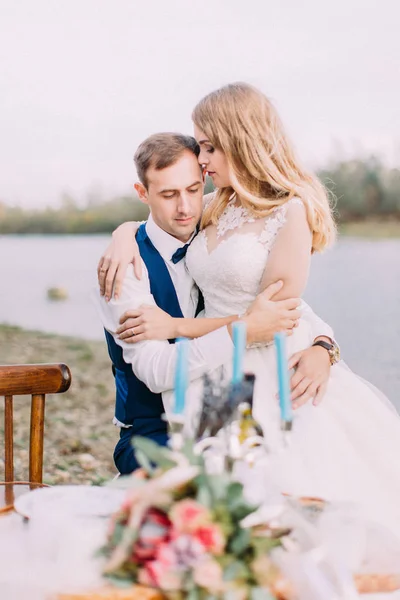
[
  {"xmin": 0, "ymin": 507, "xmax": 106, "ymax": 599},
  {"xmin": 0, "ymin": 489, "xmax": 399, "ymax": 600}
]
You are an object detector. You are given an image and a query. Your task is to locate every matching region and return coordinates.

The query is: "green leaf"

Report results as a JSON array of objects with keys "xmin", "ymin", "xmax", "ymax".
[
  {"xmin": 132, "ymin": 436, "xmax": 177, "ymax": 468},
  {"xmin": 226, "ymin": 481, "xmax": 243, "ymax": 506},
  {"xmin": 182, "ymin": 439, "xmax": 204, "ymax": 466},
  {"xmin": 230, "ymin": 501, "xmax": 256, "ymax": 522},
  {"xmin": 252, "ymin": 537, "xmax": 282, "ymax": 557},
  {"xmin": 229, "ymin": 527, "xmax": 252, "ymax": 555},
  {"xmin": 223, "ymin": 589, "xmax": 252, "ymax": 600},
  {"xmin": 186, "ymin": 587, "xmax": 201, "ymax": 600},
  {"xmin": 223, "ymin": 559, "xmax": 249, "ymax": 582},
  {"xmin": 105, "ymin": 475, "xmax": 146, "ymax": 490},
  {"xmin": 134, "ymin": 448, "xmax": 154, "ymax": 475},
  {"xmin": 206, "ymin": 472, "xmax": 230, "ymax": 501},
  {"xmin": 104, "ymin": 574, "xmax": 135, "ymax": 588},
  {"xmin": 113, "ymin": 522, "xmax": 128, "ymax": 545},
  {"xmin": 250, "ymin": 587, "xmax": 275, "ymax": 600},
  {"xmin": 196, "ymin": 477, "xmax": 213, "ymax": 508}
]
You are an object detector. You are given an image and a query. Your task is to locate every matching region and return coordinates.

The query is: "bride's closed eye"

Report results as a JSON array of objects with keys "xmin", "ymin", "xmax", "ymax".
[{"xmin": 202, "ymin": 143, "xmax": 215, "ymax": 154}]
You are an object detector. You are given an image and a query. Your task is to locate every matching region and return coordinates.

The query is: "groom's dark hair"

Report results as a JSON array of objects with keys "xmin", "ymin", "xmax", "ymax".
[{"xmin": 134, "ymin": 133, "xmax": 200, "ymax": 188}]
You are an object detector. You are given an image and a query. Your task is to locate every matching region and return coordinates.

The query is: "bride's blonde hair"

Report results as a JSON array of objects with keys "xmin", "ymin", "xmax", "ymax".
[{"xmin": 192, "ymin": 83, "xmax": 336, "ymax": 252}]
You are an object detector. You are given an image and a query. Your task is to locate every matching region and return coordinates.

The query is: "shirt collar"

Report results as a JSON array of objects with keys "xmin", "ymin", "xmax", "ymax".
[{"xmin": 145, "ymin": 214, "xmax": 196, "ymax": 263}]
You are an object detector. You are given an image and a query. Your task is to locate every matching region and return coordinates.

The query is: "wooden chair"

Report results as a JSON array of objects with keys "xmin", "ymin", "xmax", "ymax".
[{"xmin": 0, "ymin": 363, "xmax": 72, "ymax": 511}]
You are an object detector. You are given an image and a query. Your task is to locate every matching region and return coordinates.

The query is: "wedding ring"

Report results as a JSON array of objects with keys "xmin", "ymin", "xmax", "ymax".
[{"xmin": 130, "ymin": 328, "xmax": 136, "ymax": 337}]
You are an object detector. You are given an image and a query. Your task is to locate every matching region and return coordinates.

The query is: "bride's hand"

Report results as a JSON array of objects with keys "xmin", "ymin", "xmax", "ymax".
[
  {"xmin": 116, "ymin": 305, "xmax": 177, "ymax": 343},
  {"xmin": 288, "ymin": 345, "xmax": 331, "ymax": 409},
  {"xmin": 97, "ymin": 222, "xmax": 142, "ymax": 301}
]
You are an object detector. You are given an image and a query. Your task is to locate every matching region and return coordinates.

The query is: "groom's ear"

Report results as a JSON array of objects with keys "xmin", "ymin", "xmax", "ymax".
[{"xmin": 134, "ymin": 182, "xmax": 148, "ymax": 204}]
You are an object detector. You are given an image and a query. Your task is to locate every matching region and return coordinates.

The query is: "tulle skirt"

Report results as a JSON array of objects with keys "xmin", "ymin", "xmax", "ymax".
[{"xmin": 163, "ymin": 319, "xmax": 400, "ymax": 535}]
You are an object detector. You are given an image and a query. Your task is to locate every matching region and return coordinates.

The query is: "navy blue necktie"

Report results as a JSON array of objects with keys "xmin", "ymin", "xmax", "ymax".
[
  {"xmin": 171, "ymin": 225, "xmax": 200, "ymax": 264},
  {"xmin": 171, "ymin": 243, "xmax": 190, "ymax": 264}
]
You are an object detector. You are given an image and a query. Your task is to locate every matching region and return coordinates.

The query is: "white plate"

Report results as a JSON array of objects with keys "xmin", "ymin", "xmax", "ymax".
[{"xmin": 14, "ymin": 485, "xmax": 127, "ymax": 519}]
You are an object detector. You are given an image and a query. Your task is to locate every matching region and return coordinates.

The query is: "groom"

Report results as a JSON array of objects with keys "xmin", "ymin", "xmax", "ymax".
[{"xmin": 96, "ymin": 133, "xmax": 336, "ymax": 474}]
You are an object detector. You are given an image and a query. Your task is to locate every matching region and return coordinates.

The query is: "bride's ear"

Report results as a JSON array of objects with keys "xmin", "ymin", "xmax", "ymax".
[{"xmin": 134, "ymin": 182, "xmax": 148, "ymax": 205}]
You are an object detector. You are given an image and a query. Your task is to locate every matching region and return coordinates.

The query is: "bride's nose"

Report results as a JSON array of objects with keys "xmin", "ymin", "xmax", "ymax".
[{"xmin": 199, "ymin": 147, "xmax": 209, "ymax": 165}]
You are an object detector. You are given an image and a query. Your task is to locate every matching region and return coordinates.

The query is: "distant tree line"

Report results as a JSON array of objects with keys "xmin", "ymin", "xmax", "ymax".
[
  {"xmin": 0, "ymin": 195, "xmax": 149, "ymax": 235},
  {"xmin": 0, "ymin": 158, "xmax": 398, "ymax": 234},
  {"xmin": 320, "ymin": 157, "xmax": 400, "ymax": 220}
]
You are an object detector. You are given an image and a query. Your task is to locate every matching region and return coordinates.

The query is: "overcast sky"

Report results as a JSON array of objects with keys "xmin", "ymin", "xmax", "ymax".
[{"xmin": 1, "ymin": 0, "xmax": 399, "ymax": 207}]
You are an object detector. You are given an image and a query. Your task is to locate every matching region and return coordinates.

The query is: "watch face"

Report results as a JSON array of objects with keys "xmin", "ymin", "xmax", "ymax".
[{"xmin": 330, "ymin": 345, "xmax": 340, "ymax": 364}]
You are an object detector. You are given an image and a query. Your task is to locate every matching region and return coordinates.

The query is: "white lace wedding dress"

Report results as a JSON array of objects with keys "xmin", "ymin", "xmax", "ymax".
[{"xmin": 182, "ymin": 193, "xmax": 400, "ymax": 533}]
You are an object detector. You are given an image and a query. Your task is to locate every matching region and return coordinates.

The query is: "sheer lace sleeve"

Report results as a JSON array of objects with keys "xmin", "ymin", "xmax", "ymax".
[{"xmin": 259, "ymin": 198, "xmax": 312, "ymax": 300}]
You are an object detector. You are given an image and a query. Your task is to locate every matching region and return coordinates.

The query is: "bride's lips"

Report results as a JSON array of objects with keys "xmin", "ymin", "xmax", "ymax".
[{"xmin": 207, "ymin": 171, "xmax": 216, "ymax": 177}]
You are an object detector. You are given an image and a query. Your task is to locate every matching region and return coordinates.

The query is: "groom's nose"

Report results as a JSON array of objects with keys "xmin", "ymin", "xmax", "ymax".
[{"xmin": 177, "ymin": 192, "xmax": 191, "ymax": 215}]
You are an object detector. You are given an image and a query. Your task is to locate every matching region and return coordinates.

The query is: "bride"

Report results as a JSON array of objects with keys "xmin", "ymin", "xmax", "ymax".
[{"xmin": 98, "ymin": 83, "xmax": 400, "ymax": 530}]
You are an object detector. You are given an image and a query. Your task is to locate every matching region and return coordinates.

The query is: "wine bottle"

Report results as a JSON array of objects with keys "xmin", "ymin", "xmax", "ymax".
[{"xmin": 237, "ymin": 374, "xmax": 264, "ymax": 443}]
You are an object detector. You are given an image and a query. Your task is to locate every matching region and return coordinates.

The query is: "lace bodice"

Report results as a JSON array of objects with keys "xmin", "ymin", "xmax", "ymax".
[{"xmin": 186, "ymin": 195, "xmax": 304, "ymax": 318}]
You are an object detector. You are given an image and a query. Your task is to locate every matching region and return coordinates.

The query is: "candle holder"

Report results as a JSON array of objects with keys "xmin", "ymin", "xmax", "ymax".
[
  {"xmin": 167, "ymin": 413, "xmax": 186, "ymax": 452},
  {"xmin": 194, "ymin": 436, "xmax": 226, "ymax": 474},
  {"xmin": 280, "ymin": 419, "xmax": 293, "ymax": 448},
  {"xmin": 194, "ymin": 424, "xmax": 269, "ymax": 475},
  {"xmin": 240, "ymin": 434, "xmax": 269, "ymax": 466}
]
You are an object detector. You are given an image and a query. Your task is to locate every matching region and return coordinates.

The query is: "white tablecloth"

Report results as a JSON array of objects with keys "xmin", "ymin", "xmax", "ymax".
[
  {"xmin": 1, "ymin": 502, "xmax": 400, "ymax": 600},
  {"xmin": 0, "ymin": 510, "xmax": 106, "ymax": 599}
]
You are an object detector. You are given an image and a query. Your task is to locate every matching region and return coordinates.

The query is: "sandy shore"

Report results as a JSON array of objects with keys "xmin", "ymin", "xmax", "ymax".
[{"xmin": 0, "ymin": 324, "xmax": 118, "ymax": 484}]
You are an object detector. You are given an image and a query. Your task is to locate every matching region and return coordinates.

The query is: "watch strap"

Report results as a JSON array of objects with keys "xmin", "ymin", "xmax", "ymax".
[{"xmin": 312, "ymin": 340, "xmax": 333, "ymax": 352}]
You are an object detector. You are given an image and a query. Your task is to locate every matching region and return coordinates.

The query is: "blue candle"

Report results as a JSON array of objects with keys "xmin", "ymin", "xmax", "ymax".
[
  {"xmin": 274, "ymin": 332, "xmax": 293, "ymax": 424},
  {"xmin": 174, "ymin": 337, "xmax": 189, "ymax": 415},
  {"xmin": 232, "ymin": 321, "xmax": 247, "ymax": 384}
]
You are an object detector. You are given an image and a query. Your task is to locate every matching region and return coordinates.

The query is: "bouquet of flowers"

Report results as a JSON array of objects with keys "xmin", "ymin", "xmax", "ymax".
[{"xmin": 100, "ymin": 437, "xmax": 289, "ymax": 600}]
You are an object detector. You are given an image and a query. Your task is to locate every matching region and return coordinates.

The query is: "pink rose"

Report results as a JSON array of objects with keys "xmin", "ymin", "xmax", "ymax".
[
  {"xmin": 169, "ymin": 499, "xmax": 211, "ymax": 534},
  {"xmin": 144, "ymin": 543, "xmax": 183, "ymax": 591},
  {"xmin": 171, "ymin": 534, "xmax": 207, "ymax": 567},
  {"xmin": 194, "ymin": 523, "xmax": 226, "ymax": 555},
  {"xmin": 193, "ymin": 558, "xmax": 225, "ymax": 594},
  {"xmin": 132, "ymin": 507, "xmax": 172, "ymax": 563},
  {"xmin": 195, "ymin": 524, "xmax": 226, "ymax": 555}
]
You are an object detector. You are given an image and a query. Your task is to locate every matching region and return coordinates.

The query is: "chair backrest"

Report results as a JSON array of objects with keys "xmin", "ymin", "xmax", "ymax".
[{"xmin": 0, "ymin": 364, "xmax": 72, "ymax": 483}]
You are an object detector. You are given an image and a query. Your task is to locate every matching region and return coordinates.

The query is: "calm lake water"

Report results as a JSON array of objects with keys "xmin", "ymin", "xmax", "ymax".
[{"xmin": 0, "ymin": 235, "xmax": 399, "ymax": 406}]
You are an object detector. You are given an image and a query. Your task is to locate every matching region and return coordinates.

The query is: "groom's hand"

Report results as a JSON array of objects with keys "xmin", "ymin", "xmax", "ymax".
[{"xmin": 244, "ymin": 281, "xmax": 301, "ymax": 344}]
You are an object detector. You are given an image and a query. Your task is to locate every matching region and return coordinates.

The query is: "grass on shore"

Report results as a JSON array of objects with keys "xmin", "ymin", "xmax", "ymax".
[
  {"xmin": 0, "ymin": 324, "xmax": 118, "ymax": 485},
  {"xmin": 339, "ymin": 220, "xmax": 400, "ymax": 239}
]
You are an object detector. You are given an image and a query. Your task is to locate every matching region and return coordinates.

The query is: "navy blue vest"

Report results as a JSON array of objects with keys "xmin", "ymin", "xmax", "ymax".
[{"xmin": 104, "ymin": 223, "xmax": 190, "ymax": 433}]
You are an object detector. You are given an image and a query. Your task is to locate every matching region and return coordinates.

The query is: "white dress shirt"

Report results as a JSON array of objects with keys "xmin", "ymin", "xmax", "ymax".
[{"xmin": 145, "ymin": 215, "xmax": 199, "ymax": 318}]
